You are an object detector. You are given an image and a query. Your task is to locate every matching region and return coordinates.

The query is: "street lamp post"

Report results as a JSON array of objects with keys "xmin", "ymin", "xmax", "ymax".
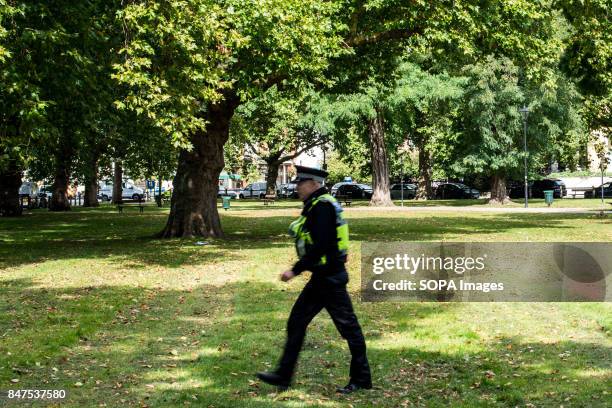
[
  {"xmin": 519, "ymin": 105, "xmax": 530, "ymax": 208},
  {"xmin": 400, "ymin": 154, "xmax": 404, "ymax": 207},
  {"xmin": 322, "ymin": 142, "xmax": 327, "ymax": 170}
]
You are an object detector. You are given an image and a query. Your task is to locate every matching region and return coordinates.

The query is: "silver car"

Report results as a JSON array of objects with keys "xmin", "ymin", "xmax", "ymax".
[
  {"xmin": 218, "ymin": 188, "xmax": 238, "ymax": 199},
  {"xmin": 390, "ymin": 183, "xmax": 416, "ymax": 199}
]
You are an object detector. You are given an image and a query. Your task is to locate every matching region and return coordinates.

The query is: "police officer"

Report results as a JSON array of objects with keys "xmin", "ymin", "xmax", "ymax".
[{"xmin": 256, "ymin": 165, "xmax": 372, "ymax": 394}]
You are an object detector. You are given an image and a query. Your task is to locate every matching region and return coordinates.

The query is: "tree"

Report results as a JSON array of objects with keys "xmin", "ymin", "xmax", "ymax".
[
  {"xmin": 114, "ymin": 0, "xmax": 567, "ymax": 235},
  {"xmin": 229, "ymin": 88, "xmax": 325, "ymax": 195},
  {"xmin": 0, "ymin": 1, "xmax": 52, "ymax": 215},
  {"xmin": 325, "ymin": 130, "xmax": 371, "ymax": 185},
  {"xmin": 114, "ymin": 0, "xmax": 346, "ymax": 237},
  {"xmin": 556, "ymin": 0, "xmax": 611, "ymax": 174},
  {"xmin": 120, "ymin": 115, "xmax": 178, "ymax": 206},
  {"xmin": 389, "ymin": 62, "xmax": 465, "ymax": 199},
  {"xmin": 452, "ymin": 57, "xmax": 525, "ymax": 203},
  {"xmin": 316, "ymin": 85, "xmax": 397, "ymax": 205},
  {"xmin": 46, "ymin": 1, "xmax": 122, "ymax": 211},
  {"xmin": 319, "ymin": 0, "xmax": 564, "ymax": 205},
  {"xmin": 1, "ymin": 1, "xmax": 124, "ymax": 212},
  {"xmin": 526, "ymin": 70, "xmax": 585, "ymax": 174},
  {"xmin": 557, "ymin": 0, "xmax": 611, "ymax": 131},
  {"xmin": 451, "ymin": 56, "xmax": 584, "ymax": 203}
]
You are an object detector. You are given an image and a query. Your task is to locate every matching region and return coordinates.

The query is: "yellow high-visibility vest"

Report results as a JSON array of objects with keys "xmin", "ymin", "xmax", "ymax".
[{"xmin": 288, "ymin": 193, "xmax": 349, "ymax": 265}]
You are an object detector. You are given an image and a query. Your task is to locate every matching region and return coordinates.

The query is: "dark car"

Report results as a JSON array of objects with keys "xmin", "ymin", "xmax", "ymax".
[
  {"xmin": 390, "ymin": 183, "xmax": 416, "ymax": 199},
  {"xmin": 335, "ymin": 183, "xmax": 373, "ymax": 199},
  {"xmin": 530, "ymin": 179, "xmax": 566, "ymax": 198},
  {"xmin": 508, "ymin": 180, "xmax": 531, "ymax": 199},
  {"xmin": 584, "ymin": 182, "xmax": 612, "ymax": 198},
  {"xmin": 434, "ymin": 183, "xmax": 480, "ymax": 199}
]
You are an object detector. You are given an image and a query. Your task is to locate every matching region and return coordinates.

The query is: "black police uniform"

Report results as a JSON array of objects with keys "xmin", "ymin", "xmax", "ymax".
[{"xmin": 275, "ymin": 185, "xmax": 372, "ymax": 388}]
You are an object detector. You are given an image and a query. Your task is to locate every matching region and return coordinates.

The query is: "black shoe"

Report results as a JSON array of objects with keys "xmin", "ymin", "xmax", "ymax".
[
  {"xmin": 336, "ymin": 382, "xmax": 372, "ymax": 394},
  {"xmin": 255, "ymin": 371, "xmax": 290, "ymax": 391}
]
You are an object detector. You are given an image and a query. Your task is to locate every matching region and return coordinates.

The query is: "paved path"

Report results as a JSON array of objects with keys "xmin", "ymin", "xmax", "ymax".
[{"xmin": 345, "ymin": 205, "xmax": 612, "ymax": 214}]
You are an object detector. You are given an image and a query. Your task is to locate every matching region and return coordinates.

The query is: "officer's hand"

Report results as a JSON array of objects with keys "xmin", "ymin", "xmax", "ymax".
[{"xmin": 280, "ymin": 270, "xmax": 295, "ymax": 282}]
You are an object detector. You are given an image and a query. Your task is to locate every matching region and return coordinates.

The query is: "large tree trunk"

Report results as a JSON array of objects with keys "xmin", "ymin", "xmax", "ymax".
[
  {"xmin": 0, "ymin": 159, "xmax": 23, "ymax": 217},
  {"xmin": 83, "ymin": 152, "xmax": 100, "ymax": 207},
  {"xmin": 49, "ymin": 138, "xmax": 74, "ymax": 211},
  {"xmin": 488, "ymin": 174, "xmax": 510, "ymax": 204},
  {"xmin": 265, "ymin": 154, "xmax": 281, "ymax": 196},
  {"xmin": 368, "ymin": 108, "xmax": 393, "ymax": 206},
  {"xmin": 112, "ymin": 161, "xmax": 123, "ymax": 204},
  {"xmin": 416, "ymin": 142, "xmax": 433, "ymax": 200},
  {"xmin": 159, "ymin": 92, "xmax": 239, "ymax": 238}
]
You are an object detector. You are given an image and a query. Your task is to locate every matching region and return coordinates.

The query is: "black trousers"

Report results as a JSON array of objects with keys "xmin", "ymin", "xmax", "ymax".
[{"xmin": 276, "ymin": 280, "xmax": 372, "ymax": 386}]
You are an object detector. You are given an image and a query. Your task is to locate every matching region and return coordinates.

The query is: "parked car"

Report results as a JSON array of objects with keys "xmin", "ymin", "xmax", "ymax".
[
  {"xmin": 434, "ymin": 183, "xmax": 480, "ymax": 199},
  {"xmin": 217, "ymin": 187, "xmax": 239, "ymax": 199},
  {"xmin": 239, "ymin": 182, "xmax": 270, "ymax": 199},
  {"xmin": 584, "ymin": 182, "xmax": 612, "ymax": 198},
  {"xmin": 390, "ymin": 183, "xmax": 416, "ymax": 199},
  {"xmin": 99, "ymin": 182, "xmax": 145, "ymax": 201},
  {"xmin": 508, "ymin": 180, "xmax": 531, "ymax": 199},
  {"xmin": 330, "ymin": 181, "xmax": 355, "ymax": 196},
  {"xmin": 530, "ymin": 179, "xmax": 566, "ymax": 198},
  {"xmin": 278, "ymin": 183, "xmax": 298, "ymax": 198},
  {"xmin": 334, "ymin": 183, "xmax": 373, "ymax": 199}
]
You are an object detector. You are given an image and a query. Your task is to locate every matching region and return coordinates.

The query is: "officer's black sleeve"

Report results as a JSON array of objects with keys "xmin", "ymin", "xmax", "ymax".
[{"xmin": 291, "ymin": 202, "xmax": 336, "ymax": 275}]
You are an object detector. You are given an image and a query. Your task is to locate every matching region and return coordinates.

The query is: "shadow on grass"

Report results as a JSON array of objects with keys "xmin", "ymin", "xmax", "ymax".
[
  {"xmin": 2, "ymin": 278, "xmax": 609, "ymax": 407},
  {"xmin": 1, "ymin": 209, "xmax": 600, "ymax": 270}
]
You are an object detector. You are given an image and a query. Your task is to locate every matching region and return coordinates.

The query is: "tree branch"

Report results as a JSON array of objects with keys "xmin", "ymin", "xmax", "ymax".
[
  {"xmin": 277, "ymin": 139, "xmax": 325, "ymax": 163},
  {"xmin": 245, "ymin": 140, "xmax": 260, "ymax": 159},
  {"xmin": 349, "ymin": 0, "xmax": 365, "ymax": 37}
]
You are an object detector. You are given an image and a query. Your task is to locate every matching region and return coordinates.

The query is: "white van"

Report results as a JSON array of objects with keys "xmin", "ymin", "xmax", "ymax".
[
  {"xmin": 19, "ymin": 182, "xmax": 39, "ymax": 198},
  {"xmin": 239, "ymin": 182, "xmax": 268, "ymax": 199}
]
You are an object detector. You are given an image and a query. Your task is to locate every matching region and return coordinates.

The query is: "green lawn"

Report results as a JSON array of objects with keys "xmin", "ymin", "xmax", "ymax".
[{"xmin": 0, "ymin": 204, "xmax": 610, "ymax": 407}]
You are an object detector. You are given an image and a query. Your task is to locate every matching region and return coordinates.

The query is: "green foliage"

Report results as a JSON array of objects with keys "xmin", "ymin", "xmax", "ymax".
[
  {"xmin": 388, "ymin": 62, "xmax": 466, "ymax": 177},
  {"xmin": 388, "ymin": 150, "xmax": 419, "ymax": 181},
  {"xmin": 452, "ymin": 56, "xmax": 525, "ymax": 178},
  {"xmin": 325, "ymin": 149, "xmax": 369, "ymax": 185},
  {"xmin": 230, "ymin": 87, "xmax": 319, "ymax": 162},
  {"xmin": 1, "ymin": 0, "xmax": 125, "ymax": 181},
  {"xmin": 451, "ymin": 55, "xmax": 585, "ymax": 180},
  {"xmin": 557, "ymin": 0, "xmax": 611, "ymax": 96},
  {"xmin": 593, "ymin": 140, "xmax": 611, "ymax": 171},
  {"xmin": 113, "ymin": 0, "xmax": 346, "ymax": 149},
  {"xmin": 0, "ymin": 1, "xmax": 51, "ymax": 170},
  {"xmin": 227, "ymin": 87, "xmax": 329, "ymax": 191},
  {"xmin": 526, "ymin": 69, "xmax": 586, "ymax": 172},
  {"xmin": 557, "ymin": 0, "xmax": 611, "ymax": 130}
]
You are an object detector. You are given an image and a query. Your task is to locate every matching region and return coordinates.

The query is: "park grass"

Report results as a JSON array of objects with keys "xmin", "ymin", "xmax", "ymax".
[{"xmin": 0, "ymin": 204, "xmax": 610, "ymax": 407}]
